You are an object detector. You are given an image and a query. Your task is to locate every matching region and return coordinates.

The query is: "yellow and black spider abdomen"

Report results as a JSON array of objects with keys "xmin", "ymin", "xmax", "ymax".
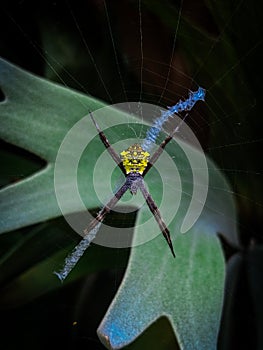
[{"xmin": 120, "ymin": 144, "xmax": 150, "ymax": 175}]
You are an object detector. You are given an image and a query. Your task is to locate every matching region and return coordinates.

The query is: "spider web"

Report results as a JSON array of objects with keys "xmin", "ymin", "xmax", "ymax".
[
  {"xmin": 1, "ymin": 0, "xmax": 262, "ymax": 244},
  {"xmin": 0, "ymin": 0, "xmax": 262, "ymax": 348}
]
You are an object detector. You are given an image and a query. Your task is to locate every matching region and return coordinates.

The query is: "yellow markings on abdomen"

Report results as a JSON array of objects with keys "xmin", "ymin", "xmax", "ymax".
[{"xmin": 120, "ymin": 144, "xmax": 150, "ymax": 175}]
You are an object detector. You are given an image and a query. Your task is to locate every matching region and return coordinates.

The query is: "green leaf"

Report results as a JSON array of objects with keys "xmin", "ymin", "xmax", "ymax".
[
  {"xmin": 0, "ymin": 58, "xmax": 238, "ymax": 349},
  {"xmin": 0, "ymin": 56, "xmax": 105, "ymax": 232},
  {"xmin": 0, "ymin": 220, "xmax": 129, "ymax": 307},
  {"xmin": 97, "ymin": 143, "xmax": 238, "ymax": 350}
]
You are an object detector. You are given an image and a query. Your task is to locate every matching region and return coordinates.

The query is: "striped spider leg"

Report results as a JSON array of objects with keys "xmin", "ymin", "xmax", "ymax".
[
  {"xmin": 55, "ymin": 88, "xmax": 206, "ymax": 281},
  {"xmin": 89, "ymin": 112, "xmax": 176, "ymax": 257}
]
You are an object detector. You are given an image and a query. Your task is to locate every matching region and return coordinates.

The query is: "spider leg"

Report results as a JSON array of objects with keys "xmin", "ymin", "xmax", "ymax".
[
  {"xmin": 89, "ymin": 112, "xmax": 126, "ymax": 175},
  {"xmin": 143, "ymin": 114, "xmax": 188, "ymax": 177},
  {"xmin": 138, "ymin": 180, "xmax": 176, "ymax": 258},
  {"xmin": 84, "ymin": 178, "xmax": 129, "ymax": 235},
  {"xmin": 54, "ymin": 179, "xmax": 129, "ymax": 282},
  {"xmin": 143, "ymin": 130, "xmax": 175, "ymax": 176}
]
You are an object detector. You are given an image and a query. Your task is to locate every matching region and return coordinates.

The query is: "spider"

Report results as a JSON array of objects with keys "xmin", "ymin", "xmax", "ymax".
[{"xmin": 85, "ymin": 112, "xmax": 178, "ymax": 258}]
